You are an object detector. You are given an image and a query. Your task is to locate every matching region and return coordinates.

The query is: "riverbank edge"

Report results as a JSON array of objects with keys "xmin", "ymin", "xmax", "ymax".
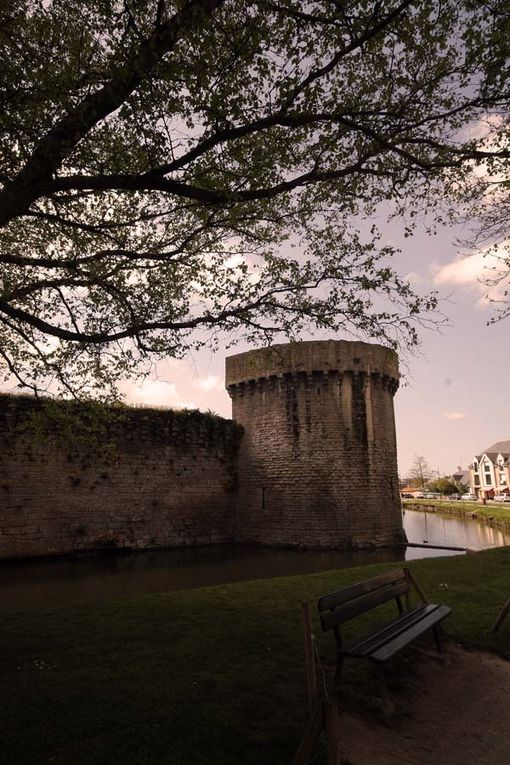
[{"xmin": 403, "ymin": 499, "xmax": 510, "ymax": 532}]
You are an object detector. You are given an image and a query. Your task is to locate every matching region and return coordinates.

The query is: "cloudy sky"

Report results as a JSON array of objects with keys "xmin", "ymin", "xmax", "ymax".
[{"xmin": 117, "ymin": 210, "xmax": 509, "ymax": 480}]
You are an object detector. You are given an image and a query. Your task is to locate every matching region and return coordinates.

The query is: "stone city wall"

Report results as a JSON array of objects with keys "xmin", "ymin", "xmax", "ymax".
[
  {"xmin": 0, "ymin": 395, "xmax": 242, "ymax": 559},
  {"xmin": 0, "ymin": 340, "xmax": 405, "ymax": 559}
]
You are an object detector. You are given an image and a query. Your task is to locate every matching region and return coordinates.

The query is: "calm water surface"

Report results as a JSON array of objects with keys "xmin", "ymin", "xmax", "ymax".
[
  {"xmin": 403, "ymin": 507, "xmax": 510, "ymax": 557},
  {"xmin": 1, "ymin": 509, "xmax": 508, "ymax": 610}
]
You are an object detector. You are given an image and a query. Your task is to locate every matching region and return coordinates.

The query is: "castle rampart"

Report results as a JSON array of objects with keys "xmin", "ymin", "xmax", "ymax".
[
  {"xmin": 226, "ymin": 340, "xmax": 404, "ymax": 549},
  {"xmin": 0, "ymin": 340, "xmax": 404, "ymax": 559},
  {"xmin": 0, "ymin": 396, "xmax": 241, "ymax": 559}
]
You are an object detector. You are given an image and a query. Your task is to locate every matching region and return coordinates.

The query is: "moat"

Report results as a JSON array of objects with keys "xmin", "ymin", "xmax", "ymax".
[{"xmin": 1, "ymin": 508, "xmax": 509, "ymax": 611}]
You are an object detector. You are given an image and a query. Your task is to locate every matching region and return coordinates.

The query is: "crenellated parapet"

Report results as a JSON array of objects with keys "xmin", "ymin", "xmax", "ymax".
[
  {"xmin": 227, "ymin": 369, "xmax": 399, "ymax": 400},
  {"xmin": 225, "ymin": 340, "xmax": 399, "ymax": 390}
]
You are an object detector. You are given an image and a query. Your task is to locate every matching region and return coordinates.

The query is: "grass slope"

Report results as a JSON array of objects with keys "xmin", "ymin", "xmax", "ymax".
[{"xmin": 1, "ymin": 548, "xmax": 509, "ymax": 765}]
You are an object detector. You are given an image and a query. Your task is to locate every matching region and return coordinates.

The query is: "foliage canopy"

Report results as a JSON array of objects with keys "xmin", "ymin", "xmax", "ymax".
[
  {"xmin": 1, "ymin": 0, "xmax": 509, "ymax": 397},
  {"xmin": 425, "ymin": 477, "xmax": 464, "ymax": 495}
]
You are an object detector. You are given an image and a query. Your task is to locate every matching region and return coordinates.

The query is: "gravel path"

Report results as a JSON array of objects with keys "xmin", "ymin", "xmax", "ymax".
[{"xmin": 338, "ymin": 646, "xmax": 510, "ymax": 765}]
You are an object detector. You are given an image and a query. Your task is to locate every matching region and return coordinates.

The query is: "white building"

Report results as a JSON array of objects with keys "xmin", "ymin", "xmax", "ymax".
[{"xmin": 470, "ymin": 441, "xmax": 510, "ymax": 499}]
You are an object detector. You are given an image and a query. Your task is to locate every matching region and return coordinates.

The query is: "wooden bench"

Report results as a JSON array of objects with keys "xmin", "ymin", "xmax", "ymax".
[{"xmin": 317, "ymin": 567, "xmax": 451, "ymax": 710}]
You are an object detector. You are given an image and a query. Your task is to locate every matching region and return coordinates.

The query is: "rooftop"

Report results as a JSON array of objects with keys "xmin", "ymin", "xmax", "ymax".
[{"xmin": 482, "ymin": 441, "xmax": 510, "ymax": 457}]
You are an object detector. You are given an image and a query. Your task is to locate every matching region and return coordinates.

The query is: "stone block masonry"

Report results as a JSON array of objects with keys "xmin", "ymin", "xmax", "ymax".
[
  {"xmin": 0, "ymin": 339, "xmax": 405, "ymax": 559},
  {"xmin": 226, "ymin": 340, "xmax": 405, "ymax": 549},
  {"xmin": 0, "ymin": 396, "xmax": 242, "ymax": 559}
]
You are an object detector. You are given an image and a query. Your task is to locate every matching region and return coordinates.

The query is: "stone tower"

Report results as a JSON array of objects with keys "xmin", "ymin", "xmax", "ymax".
[{"xmin": 225, "ymin": 340, "xmax": 404, "ymax": 549}]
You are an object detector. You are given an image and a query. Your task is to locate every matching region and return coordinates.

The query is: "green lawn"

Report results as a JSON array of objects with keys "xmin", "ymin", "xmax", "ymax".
[
  {"xmin": 1, "ymin": 548, "xmax": 510, "ymax": 765},
  {"xmin": 404, "ymin": 498, "xmax": 510, "ymax": 524}
]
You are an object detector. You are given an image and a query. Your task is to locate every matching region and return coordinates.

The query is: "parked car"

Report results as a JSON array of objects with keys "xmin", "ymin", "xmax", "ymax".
[
  {"xmin": 461, "ymin": 493, "xmax": 477, "ymax": 501},
  {"xmin": 412, "ymin": 492, "xmax": 425, "ymax": 499},
  {"xmin": 493, "ymin": 494, "xmax": 510, "ymax": 503}
]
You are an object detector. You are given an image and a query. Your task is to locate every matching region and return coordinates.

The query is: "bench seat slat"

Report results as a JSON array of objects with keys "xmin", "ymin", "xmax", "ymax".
[
  {"xmin": 346, "ymin": 604, "xmax": 438, "ymax": 657},
  {"xmin": 320, "ymin": 580, "xmax": 409, "ymax": 631},
  {"xmin": 370, "ymin": 604, "xmax": 451, "ymax": 663},
  {"xmin": 318, "ymin": 568, "xmax": 407, "ymax": 612},
  {"xmin": 346, "ymin": 604, "xmax": 429, "ymax": 656}
]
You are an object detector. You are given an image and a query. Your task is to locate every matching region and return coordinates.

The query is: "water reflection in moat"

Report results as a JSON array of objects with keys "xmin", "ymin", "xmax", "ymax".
[
  {"xmin": 0, "ymin": 509, "xmax": 508, "ymax": 611},
  {"xmin": 403, "ymin": 507, "xmax": 510, "ymax": 558}
]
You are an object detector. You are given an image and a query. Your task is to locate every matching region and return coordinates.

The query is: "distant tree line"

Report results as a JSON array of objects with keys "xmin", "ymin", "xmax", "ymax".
[{"xmin": 403, "ymin": 454, "xmax": 468, "ymax": 494}]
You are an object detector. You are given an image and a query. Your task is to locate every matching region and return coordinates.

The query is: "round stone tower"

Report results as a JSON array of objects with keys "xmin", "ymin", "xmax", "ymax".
[{"xmin": 225, "ymin": 340, "xmax": 404, "ymax": 549}]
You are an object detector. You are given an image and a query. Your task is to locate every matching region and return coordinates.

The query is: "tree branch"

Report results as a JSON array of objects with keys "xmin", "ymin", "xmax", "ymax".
[{"xmin": 0, "ymin": 0, "xmax": 224, "ymax": 227}]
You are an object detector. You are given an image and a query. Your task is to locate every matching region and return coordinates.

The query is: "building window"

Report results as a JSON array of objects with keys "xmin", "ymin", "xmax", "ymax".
[{"xmin": 485, "ymin": 475, "xmax": 492, "ymax": 485}]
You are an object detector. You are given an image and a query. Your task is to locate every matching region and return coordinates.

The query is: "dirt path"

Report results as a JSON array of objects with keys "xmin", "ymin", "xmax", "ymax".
[{"xmin": 338, "ymin": 646, "xmax": 510, "ymax": 765}]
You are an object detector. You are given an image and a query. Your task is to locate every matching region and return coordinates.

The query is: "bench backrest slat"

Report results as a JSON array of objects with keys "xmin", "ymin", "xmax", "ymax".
[
  {"xmin": 319, "ymin": 580, "xmax": 410, "ymax": 631},
  {"xmin": 317, "ymin": 568, "xmax": 407, "ymax": 612}
]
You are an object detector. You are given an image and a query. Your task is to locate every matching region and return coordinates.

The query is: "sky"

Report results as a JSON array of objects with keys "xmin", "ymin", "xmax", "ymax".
[{"xmin": 116, "ymin": 210, "xmax": 509, "ymax": 480}]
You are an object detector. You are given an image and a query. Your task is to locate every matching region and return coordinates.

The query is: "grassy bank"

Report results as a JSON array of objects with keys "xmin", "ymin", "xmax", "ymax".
[
  {"xmin": 1, "ymin": 548, "xmax": 510, "ymax": 765},
  {"xmin": 404, "ymin": 498, "xmax": 510, "ymax": 527}
]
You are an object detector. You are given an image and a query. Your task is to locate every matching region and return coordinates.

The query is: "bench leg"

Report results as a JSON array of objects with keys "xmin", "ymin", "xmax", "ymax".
[
  {"xmin": 334, "ymin": 653, "xmax": 344, "ymax": 685},
  {"xmin": 431, "ymin": 626, "xmax": 450, "ymax": 664},
  {"xmin": 433, "ymin": 625, "xmax": 442, "ymax": 654},
  {"xmin": 291, "ymin": 703, "xmax": 323, "ymax": 765},
  {"xmin": 324, "ymin": 700, "xmax": 343, "ymax": 765},
  {"xmin": 377, "ymin": 665, "xmax": 394, "ymax": 721}
]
